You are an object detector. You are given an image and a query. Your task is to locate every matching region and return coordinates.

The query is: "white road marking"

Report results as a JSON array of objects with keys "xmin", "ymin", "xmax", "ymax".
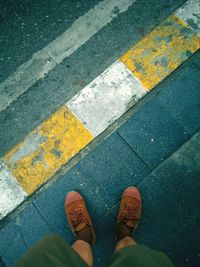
[
  {"xmin": 0, "ymin": 161, "xmax": 27, "ymax": 220},
  {"xmin": 0, "ymin": 0, "xmax": 136, "ymax": 113},
  {"xmin": 67, "ymin": 61, "xmax": 147, "ymax": 136},
  {"xmin": 176, "ymin": 0, "xmax": 200, "ymax": 34}
]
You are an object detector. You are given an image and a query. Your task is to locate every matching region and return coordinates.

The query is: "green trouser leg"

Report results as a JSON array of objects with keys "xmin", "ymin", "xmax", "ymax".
[
  {"xmin": 14, "ymin": 234, "xmax": 175, "ymax": 267},
  {"xmin": 106, "ymin": 245, "xmax": 175, "ymax": 267},
  {"xmin": 14, "ymin": 234, "xmax": 89, "ymax": 267}
]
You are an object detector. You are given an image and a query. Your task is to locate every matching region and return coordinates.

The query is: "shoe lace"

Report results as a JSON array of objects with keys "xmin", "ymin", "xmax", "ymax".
[
  {"xmin": 69, "ymin": 206, "xmax": 89, "ymax": 227},
  {"xmin": 119, "ymin": 202, "xmax": 138, "ymax": 224}
]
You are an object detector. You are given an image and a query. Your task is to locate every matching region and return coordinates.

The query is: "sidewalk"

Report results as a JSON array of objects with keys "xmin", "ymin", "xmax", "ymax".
[{"xmin": 0, "ymin": 51, "xmax": 200, "ymax": 267}]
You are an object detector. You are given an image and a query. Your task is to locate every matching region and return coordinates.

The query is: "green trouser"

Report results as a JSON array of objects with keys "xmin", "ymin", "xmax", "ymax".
[{"xmin": 14, "ymin": 234, "xmax": 175, "ymax": 267}]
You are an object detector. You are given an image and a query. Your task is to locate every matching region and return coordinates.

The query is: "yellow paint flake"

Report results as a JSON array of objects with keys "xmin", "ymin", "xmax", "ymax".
[
  {"xmin": 4, "ymin": 106, "xmax": 93, "ymax": 194},
  {"xmin": 120, "ymin": 15, "xmax": 200, "ymax": 90}
]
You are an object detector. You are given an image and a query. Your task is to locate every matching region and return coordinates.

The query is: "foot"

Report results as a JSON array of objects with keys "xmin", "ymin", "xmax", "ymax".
[
  {"xmin": 116, "ymin": 186, "xmax": 141, "ymax": 241},
  {"xmin": 65, "ymin": 191, "xmax": 96, "ymax": 246}
]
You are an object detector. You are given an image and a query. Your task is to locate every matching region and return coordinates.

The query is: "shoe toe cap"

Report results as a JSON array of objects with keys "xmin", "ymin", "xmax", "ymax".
[
  {"xmin": 123, "ymin": 186, "xmax": 141, "ymax": 201},
  {"xmin": 65, "ymin": 191, "xmax": 83, "ymax": 206}
]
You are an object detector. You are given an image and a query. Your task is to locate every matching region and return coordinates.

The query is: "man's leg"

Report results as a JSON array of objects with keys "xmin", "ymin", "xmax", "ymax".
[
  {"xmin": 114, "ymin": 235, "xmax": 136, "ymax": 251},
  {"xmin": 106, "ymin": 186, "xmax": 175, "ymax": 267},
  {"xmin": 14, "ymin": 234, "xmax": 89, "ymax": 267},
  {"xmin": 115, "ymin": 186, "xmax": 141, "ymax": 251},
  {"xmin": 65, "ymin": 191, "xmax": 96, "ymax": 267},
  {"xmin": 72, "ymin": 240, "xmax": 93, "ymax": 267}
]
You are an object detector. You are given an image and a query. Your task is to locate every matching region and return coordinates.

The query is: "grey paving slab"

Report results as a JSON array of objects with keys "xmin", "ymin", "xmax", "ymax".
[
  {"xmin": 152, "ymin": 130, "xmax": 200, "ymax": 217},
  {"xmin": 16, "ymin": 205, "xmax": 50, "ymax": 248},
  {"xmin": 76, "ymin": 133, "xmax": 150, "ymax": 207},
  {"xmin": 137, "ymin": 174, "xmax": 192, "ymax": 246},
  {"xmin": 118, "ymin": 97, "xmax": 190, "ymax": 169},
  {"xmin": 0, "ymin": 0, "xmax": 187, "ymax": 157},
  {"xmin": 135, "ymin": 131, "xmax": 200, "ymax": 267},
  {"xmin": 0, "ymin": 204, "xmax": 51, "ymax": 266},
  {"xmin": 1, "ymin": 233, "xmax": 26, "ymax": 267},
  {"xmin": 137, "ymin": 178, "xmax": 200, "ymax": 267},
  {"xmin": 157, "ymin": 51, "xmax": 200, "ymax": 135},
  {"xmin": 0, "ymin": 221, "xmax": 18, "ymax": 256},
  {"xmin": 174, "ymin": 214, "xmax": 200, "ymax": 267}
]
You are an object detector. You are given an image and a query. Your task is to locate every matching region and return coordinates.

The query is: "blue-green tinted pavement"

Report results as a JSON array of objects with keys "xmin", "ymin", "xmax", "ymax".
[{"xmin": 0, "ymin": 52, "xmax": 200, "ymax": 267}]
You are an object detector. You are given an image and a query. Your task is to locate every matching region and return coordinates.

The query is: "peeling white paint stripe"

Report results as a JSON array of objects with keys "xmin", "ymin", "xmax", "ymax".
[
  {"xmin": 0, "ymin": 0, "xmax": 137, "ymax": 113},
  {"xmin": 176, "ymin": 0, "xmax": 200, "ymax": 35},
  {"xmin": 67, "ymin": 61, "xmax": 147, "ymax": 136},
  {"xmin": 0, "ymin": 161, "xmax": 27, "ymax": 220}
]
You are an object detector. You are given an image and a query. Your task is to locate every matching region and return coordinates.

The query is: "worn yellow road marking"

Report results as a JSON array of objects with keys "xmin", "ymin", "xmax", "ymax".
[
  {"xmin": 120, "ymin": 16, "xmax": 200, "ymax": 90},
  {"xmin": 4, "ymin": 106, "xmax": 93, "ymax": 194}
]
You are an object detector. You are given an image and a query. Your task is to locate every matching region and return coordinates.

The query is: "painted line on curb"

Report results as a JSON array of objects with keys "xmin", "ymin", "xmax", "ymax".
[
  {"xmin": 120, "ymin": 14, "xmax": 200, "ymax": 90},
  {"xmin": 68, "ymin": 61, "xmax": 147, "ymax": 137},
  {"xmin": 3, "ymin": 107, "xmax": 93, "ymax": 195},
  {"xmin": 176, "ymin": 0, "xmax": 200, "ymax": 35},
  {"xmin": 0, "ymin": 0, "xmax": 200, "ymax": 220},
  {"xmin": 0, "ymin": 0, "xmax": 136, "ymax": 113},
  {"xmin": 0, "ymin": 162, "xmax": 27, "ymax": 220}
]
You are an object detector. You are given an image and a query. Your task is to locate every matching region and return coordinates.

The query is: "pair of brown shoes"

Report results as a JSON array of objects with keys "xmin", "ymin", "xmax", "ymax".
[{"xmin": 65, "ymin": 186, "xmax": 141, "ymax": 246}]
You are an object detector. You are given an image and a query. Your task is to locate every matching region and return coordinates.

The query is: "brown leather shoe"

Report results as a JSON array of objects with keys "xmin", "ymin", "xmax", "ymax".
[
  {"xmin": 65, "ymin": 191, "xmax": 96, "ymax": 245},
  {"xmin": 116, "ymin": 186, "xmax": 142, "ymax": 240}
]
